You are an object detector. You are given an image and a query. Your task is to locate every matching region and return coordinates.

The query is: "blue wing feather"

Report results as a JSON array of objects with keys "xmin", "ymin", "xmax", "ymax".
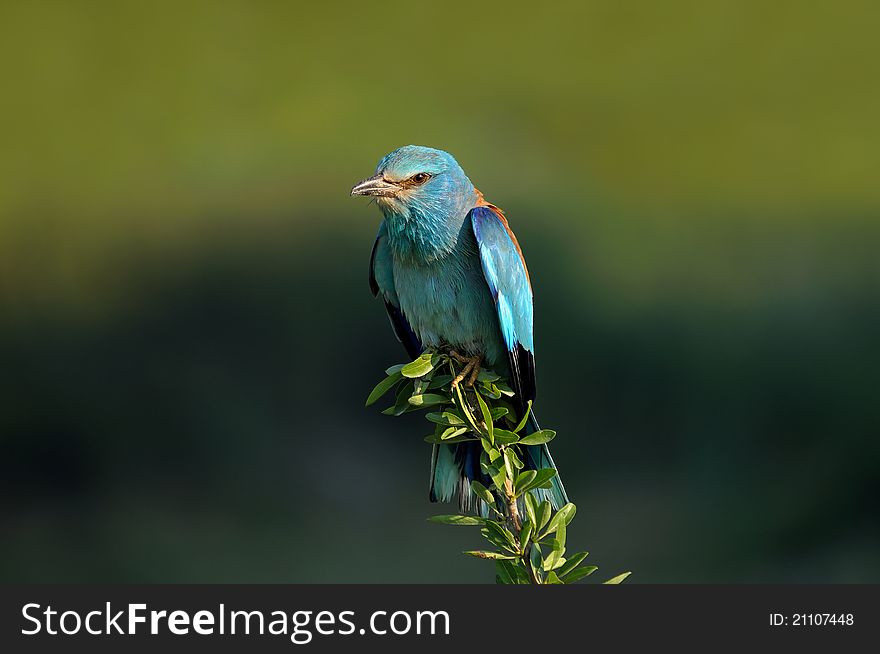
[
  {"xmin": 370, "ymin": 221, "xmax": 422, "ymax": 359},
  {"xmin": 470, "ymin": 206, "xmax": 536, "ymax": 407},
  {"xmin": 472, "ymin": 206, "xmax": 568, "ymax": 508}
]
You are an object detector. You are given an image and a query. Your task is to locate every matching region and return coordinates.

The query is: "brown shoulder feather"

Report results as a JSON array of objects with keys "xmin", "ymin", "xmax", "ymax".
[{"xmin": 473, "ymin": 187, "xmax": 531, "ymax": 287}]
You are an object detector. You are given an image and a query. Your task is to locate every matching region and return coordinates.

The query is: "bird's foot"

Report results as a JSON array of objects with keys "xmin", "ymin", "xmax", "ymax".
[{"xmin": 449, "ymin": 351, "xmax": 482, "ymax": 389}]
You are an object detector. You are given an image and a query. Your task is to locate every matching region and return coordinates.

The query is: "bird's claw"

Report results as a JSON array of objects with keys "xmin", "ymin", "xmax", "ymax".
[{"xmin": 449, "ymin": 351, "xmax": 482, "ymax": 389}]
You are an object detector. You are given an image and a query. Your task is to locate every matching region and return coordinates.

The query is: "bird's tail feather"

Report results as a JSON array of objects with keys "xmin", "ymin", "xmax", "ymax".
[
  {"xmin": 428, "ymin": 412, "xmax": 568, "ymax": 514},
  {"xmin": 429, "ymin": 441, "xmax": 488, "ymax": 515}
]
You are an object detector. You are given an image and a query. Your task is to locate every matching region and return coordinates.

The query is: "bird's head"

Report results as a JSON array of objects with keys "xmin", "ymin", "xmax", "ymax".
[{"xmin": 350, "ymin": 145, "xmax": 475, "ymax": 220}]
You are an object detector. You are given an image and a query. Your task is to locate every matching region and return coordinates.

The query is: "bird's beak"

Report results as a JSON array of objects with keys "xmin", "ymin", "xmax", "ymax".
[{"xmin": 350, "ymin": 174, "xmax": 400, "ymax": 198}]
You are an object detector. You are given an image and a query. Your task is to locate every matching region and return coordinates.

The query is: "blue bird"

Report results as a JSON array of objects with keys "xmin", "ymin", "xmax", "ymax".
[{"xmin": 352, "ymin": 145, "xmax": 567, "ymax": 511}]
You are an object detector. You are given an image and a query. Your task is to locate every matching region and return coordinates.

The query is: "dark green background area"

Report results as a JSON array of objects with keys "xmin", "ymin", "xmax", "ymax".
[{"xmin": 1, "ymin": 1, "xmax": 878, "ymax": 582}]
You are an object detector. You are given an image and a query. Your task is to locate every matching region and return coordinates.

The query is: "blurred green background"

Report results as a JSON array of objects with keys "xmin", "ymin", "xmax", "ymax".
[{"xmin": 1, "ymin": 1, "xmax": 878, "ymax": 582}]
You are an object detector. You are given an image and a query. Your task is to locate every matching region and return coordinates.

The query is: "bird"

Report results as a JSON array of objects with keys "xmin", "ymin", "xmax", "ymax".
[{"xmin": 352, "ymin": 145, "xmax": 567, "ymax": 512}]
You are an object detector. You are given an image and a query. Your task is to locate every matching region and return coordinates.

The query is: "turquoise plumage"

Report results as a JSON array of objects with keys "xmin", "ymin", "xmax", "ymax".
[{"xmin": 353, "ymin": 145, "xmax": 567, "ymax": 511}]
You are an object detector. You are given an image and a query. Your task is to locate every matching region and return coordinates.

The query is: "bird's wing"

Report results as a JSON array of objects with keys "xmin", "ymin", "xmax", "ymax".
[
  {"xmin": 470, "ymin": 205, "xmax": 536, "ymax": 412},
  {"xmin": 370, "ymin": 221, "xmax": 423, "ymax": 359}
]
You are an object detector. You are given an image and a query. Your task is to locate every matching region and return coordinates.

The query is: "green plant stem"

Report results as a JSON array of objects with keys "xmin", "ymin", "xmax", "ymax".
[
  {"xmin": 462, "ymin": 387, "xmax": 541, "ymax": 584},
  {"xmin": 501, "ymin": 474, "xmax": 540, "ymax": 584}
]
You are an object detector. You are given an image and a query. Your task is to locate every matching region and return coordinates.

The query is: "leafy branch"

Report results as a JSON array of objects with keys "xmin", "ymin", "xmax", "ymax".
[{"xmin": 367, "ymin": 351, "xmax": 631, "ymax": 585}]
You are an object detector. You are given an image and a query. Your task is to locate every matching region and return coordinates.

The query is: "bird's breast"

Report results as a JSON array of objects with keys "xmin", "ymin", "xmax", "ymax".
[{"xmin": 392, "ymin": 249, "xmax": 505, "ymax": 368}]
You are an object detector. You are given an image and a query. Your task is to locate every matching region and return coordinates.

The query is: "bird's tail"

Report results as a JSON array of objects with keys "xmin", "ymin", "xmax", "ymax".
[
  {"xmin": 428, "ymin": 412, "xmax": 568, "ymax": 514},
  {"xmin": 429, "ymin": 441, "xmax": 487, "ymax": 515}
]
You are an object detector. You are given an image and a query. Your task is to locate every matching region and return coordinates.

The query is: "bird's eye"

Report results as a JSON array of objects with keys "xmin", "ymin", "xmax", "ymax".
[{"xmin": 410, "ymin": 173, "xmax": 431, "ymax": 184}]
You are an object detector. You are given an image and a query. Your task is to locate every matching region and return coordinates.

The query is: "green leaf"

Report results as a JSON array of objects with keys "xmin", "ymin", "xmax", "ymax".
[
  {"xmin": 518, "ymin": 520, "xmax": 533, "ymax": 551},
  {"xmin": 424, "ymin": 431, "xmax": 476, "ymax": 444},
  {"xmin": 543, "ymin": 503, "xmax": 576, "ymax": 536},
  {"xmin": 529, "ymin": 545, "xmax": 543, "ymax": 582},
  {"xmin": 427, "ymin": 374, "xmax": 453, "ymax": 389},
  {"xmin": 384, "ymin": 363, "xmax": 406, "ymax": 376},
  {"xmin": 603, "ymin": 572, "xmax": 632, "ymax": 585},
  {"xmin": 524, "ymin": 493, "xmax": 538, "ymax": 527},
  {"xmin": 545, "ymin": 571, "xmax": 564, "ymax": 584},
  {"xmin": 492, "ymin": 428, "xmax": 520, "ymax": 445},
  {"xmin": 513, "ymin": 561, "xmax": 532, "ymax": 584},
  {"xmin": 495, "ymin": 382, "xmax": 515, "ymax": 397},
  {"xmin": 561, "ymin": 566, "xmax": 598, "ymax": 584},
  {"xmin": 413, "ymin": 373, "xmax": 433, "ymax": 395},
  {"xmin": 479, "ymin": 455, "xmax": 503, "ymax": 484},
  {"xmin": 476, "ymin": 369, "xmax": 501, "ymax": 383},
  {"xmin": 440, "ymin": 426, "xmax": 469, "ymax": 440},
  {"xmin": 426, "ymin": 410, "xmax": 465, "ymax": 426},
  {"xmin": 490, "ymin": 407, "xmax": 509, "ymax": 421},
  {"xmin": 477, "ymin": 383, "xmax": 501, "ymax": 400},
  {"xmin": 487, "ymin": 464, "xmax": 506, "ymax": 491},
  {"xmin": 401, "ymin": 353, "xmax": 439, "ymax": 378},
  {"xmin": 555, "ymin": 523, "xmax": 567, "ymax": 550},
  {"xmin": 381, "ymin": 380, "xmax": 415, "ymax": 416},
  {"xmin": 454, "ymin": 384, "xmax": 482, "ymax": 433},
  {"xmin": 556, "ymin": 552, "xmax": 589, "ymax": 579},
  {"xmin": 497, "ymin": 560, "xmax": 530, "ymax": 584},
  {"xmin": 499, "ymin": 400, "xmax": 518, "ymax": 426},
  {"xmin": 513, "ymin": 400, "xmax": 532, "ymax": 433},
  {"xmin": 480, "ymin": 454, "xmax": 503, "ymax": 480},
  {"xmin": 517, "ymin": 429, "xmax": 556, "ymax": 446},
  {"xmin": 427, "ymin": 515, "xmax": 486, "ymax": 526},
  {"xmin": 495, "ymin": 560, "xmax": 516, "ymax": 585},
  {"xmin": 475, "ymin": 392, "xmax": 494, "ymax": 443},
  {"xmin": 503, "ymin": 449, "xmax": 518, "ymax": 481},
  {"xmin": 464, "ymin": 551, "xmax": 516, "ymax": 560},
  {"xmin": 471, "ymin": 481, "xmax": 495, "ymax": 506},
  {"xmin": 519, "ymin": 468, "xmax": 557, "ymax": 495},
  {"xmin": 482, "ymin": 521, "xmax": 519, "ymax": 554},
  {"xmin": 542, "ymin": 537, "xmax": 565, "ymax": 572},
  {"xmin": 537, "ymin": 500, "xmax": 552, "ymax": 530},
  {"xmin": 365, "ymin": 372, "xmax": 403, "ymax": 407},
  {"xmin": 408, "ymin": 393, "xmax": 447, "ymax": 407},
  {"xmin": 513, "ymin": 470, "xmax": 537, "ymax": 496}
]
